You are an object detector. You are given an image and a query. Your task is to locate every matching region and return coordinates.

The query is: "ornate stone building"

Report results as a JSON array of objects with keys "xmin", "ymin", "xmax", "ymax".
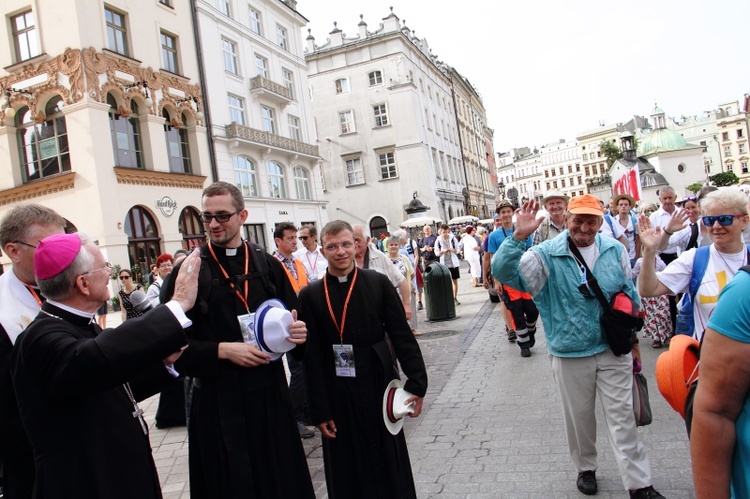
[{"xmin": 0, "ymin": 0, "xmax": 210, "ymax": 281}]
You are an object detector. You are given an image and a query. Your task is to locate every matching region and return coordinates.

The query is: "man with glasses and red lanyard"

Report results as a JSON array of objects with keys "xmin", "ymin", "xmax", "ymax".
[
  {"xmin": 300, "ymin": 220, "xmax": 427, "ymax": 499},
  {"xmin": 162, "ymin": 181, "xmax": 314, "ymax": 498},
  {"xmin": 0, "ymin": 204, "xmax": 65, "ymax": 499},
  {"xmin": 294, "ymin": 224, "xmax": 328, "ymax": 281}
]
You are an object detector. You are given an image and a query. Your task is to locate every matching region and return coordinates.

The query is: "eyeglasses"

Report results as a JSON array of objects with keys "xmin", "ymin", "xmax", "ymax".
[
  {"xmin": 200, "ymin": 210, "xmax": 241, "ymax": 223},
  {"xmin": 298, "ymin": 235, "xmax": 310, "ymax": 241},
  {"xmin": 701, "ymin": 214, "xmax": 744, "ymax": 227},
  {"xmin": 119, "ymin": 275, "xmax": 131, "ymax": 280},
  {"xmin": 80, "ymin": 262, "xmax": 114, "ymax": 277},
  {"xmin": 13, "ymin": 240, "xmax": 37, "ymax": 249},
  {"xmin": 323, "ymin": 242, "xmax": 354, "ymax": 252}
]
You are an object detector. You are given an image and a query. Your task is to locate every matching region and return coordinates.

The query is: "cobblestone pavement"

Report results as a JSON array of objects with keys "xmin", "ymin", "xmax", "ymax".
[{"xmin": 111, "ymin": 262, "xmax": 694, "ymax": 498}]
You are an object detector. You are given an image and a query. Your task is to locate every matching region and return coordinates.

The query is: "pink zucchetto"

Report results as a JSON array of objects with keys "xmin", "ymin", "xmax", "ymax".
[{"xmin": 34, "ymin": 233, "xmax": 81, "ymax": 280}]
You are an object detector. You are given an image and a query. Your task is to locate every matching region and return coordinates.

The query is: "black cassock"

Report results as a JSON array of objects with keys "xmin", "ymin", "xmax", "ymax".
[
  {"xmin": 164, "ymin": 243, "xmax": 314, "ymax": 499},
  {"xmin": 300, "ymin": 268, "xmax": 428, "ymax": 499},
  {"xmin": 10, "ymin": 303, "xmax": 187, "ymax": 499}
]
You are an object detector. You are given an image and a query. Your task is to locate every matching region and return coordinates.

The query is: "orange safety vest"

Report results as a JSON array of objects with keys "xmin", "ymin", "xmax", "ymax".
[{"xmin": 280, "ymin": 258, "xmax": 308, "ymax": 294}]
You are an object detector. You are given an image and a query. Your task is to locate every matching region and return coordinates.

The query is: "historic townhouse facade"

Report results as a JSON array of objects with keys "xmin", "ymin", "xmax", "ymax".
[
  {"xmin": 449, "ymin": 67, "xmax": 495, "ymax": 218},
  {"xmin": 305, "ymin": 9, "xmax": 467, "ymax": 233},
  {"xmin": 716, "ymin": 99, "xmax": 750, "ymax": 182},
  {"xmin": 0, "ymin": 0, "xmax": 210, "ymax": 281},
  {"xmin": 540, "ymin": 139, "xmax": 584, "ymax": 199},
  {"xmin": 195, "ymin": 0, "xmax": 326, "ymax": 251}
]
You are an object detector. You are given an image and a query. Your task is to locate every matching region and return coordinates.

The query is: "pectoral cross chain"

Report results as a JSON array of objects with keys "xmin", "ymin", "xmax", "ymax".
[{"xmin": 123, "ymin": 383, "xmax": 148, "ymax": 435}]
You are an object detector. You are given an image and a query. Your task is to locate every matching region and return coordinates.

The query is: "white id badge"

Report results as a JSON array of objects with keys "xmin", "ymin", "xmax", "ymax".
[
  {"xmin": 333, "ymin": 344, "xmax": 356, "ymax": 377},
  {"xmin": 238, "ymin": 313, "xmax": 257, "ymax": 347}
]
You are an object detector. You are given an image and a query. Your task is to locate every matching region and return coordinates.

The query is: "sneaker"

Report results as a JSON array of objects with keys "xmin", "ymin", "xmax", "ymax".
[
  {"xmin": 576, "ymin": 470, "xmax": 597, "ymax": 495},
  {"xmin": 520, "ymin": 348, "xmax": 531, "ymax": 358},
  {"xmin": 417, "ymin": 301, "xmax": 424, "ymax": 310},
  {"xmin": 297, "ymin": 421, "xmax": 314, "ymax": 439},
  {"xmin": 629, "ymin": 486, "xmax": 665, "ymax": 499},
  {"xmin": 507, "ymin": 329, "xmax": 517, "ymax": 341}
]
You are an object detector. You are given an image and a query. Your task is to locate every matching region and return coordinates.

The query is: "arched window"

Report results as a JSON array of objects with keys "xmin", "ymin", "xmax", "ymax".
[
  {"xmin": 369, "ymin": 216, "xmax": 387, "ymax": 241},
  {"xmin": 178, "ymin": 206, "xmax": 205, "ymax": 249},
  {"xmin": 234, "ymin": 156, "xmax": 257, "ymax": 197},
  {"xmin": 266, "ymin": 161, "xmax": 286, "ymax": 198},
  {"xmin": 163, "ymin": 109, "xmax": 191, "ymax": 173},
  {"xmin": 123, "ymin": 206, "xmax": 161, "ymax": 284},
  {"xmin": 108, "ymin": 94, "xmax": 143, "ymax": 168},
  {"xmin": 16, "ymin": 96, "xmax": 70, "ymax": 182},
  {"xmin": 293, "ymin": 166, "xmax": 311, "ymax": 200}
]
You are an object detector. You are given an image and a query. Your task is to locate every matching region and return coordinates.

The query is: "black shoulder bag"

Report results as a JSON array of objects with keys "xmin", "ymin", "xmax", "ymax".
[{"xmin": 568, "ymin": 237, "xmax": 643, "ymax": 356}]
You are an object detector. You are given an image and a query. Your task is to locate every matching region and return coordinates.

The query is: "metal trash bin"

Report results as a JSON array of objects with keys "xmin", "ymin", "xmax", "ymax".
[{"xmin": 423, "ymin": 262, "xmax": 456, "ymax": 321}]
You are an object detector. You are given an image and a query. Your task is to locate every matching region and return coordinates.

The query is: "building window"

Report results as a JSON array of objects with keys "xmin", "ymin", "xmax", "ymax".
[
  {"xmin": 368, "ymin": 70, "xmax": 383, "ymax": 86},
  {"xmin": 425, "ymin": 109, "xmax": 431, "ymax": 130},
  {"xmin": 339, "ymin": 110, "xmax": 355, "ymax": 134},
  {"xmin": 107, "ymin": 94, "xmax": 143, "ymax": 168},
  {"xmin": 249, "ymin": 8, "xmax": 262, "ymax": 34},
  {"xmin": 17, "ymin": 97, "xmax": 70, "ymax": 183},
  {"xmin": 227, "ymin": 94, "xmax": 245, "ymax": 125},
  {"xmin": 163, "ymin": 110, "xmax": 192, "ymax": 173},
  {"xmin": 160, "ymin": 31, "xmax": 179, "ymax": 73},
  {"xmin": 218, "ymin": 0, "xmax": 230, "ymax": 16},
  {"xmin": 725, "ymin": 146, "xmax": 732, "ymax": 157},
  {"xmin": 739, "ymin": 129, "xmax": 745, "ymax": 139},
  {"xmin": 159, "ymin": 0, "xmax": 171, "ymax": 5},
  {"xmin": 178, "ymin": 207, "xmax": 205, "ymax": 249},
  {"xmin": 335, "ymin": 78, "xmax": 350, "ymax": 94},
  {"xmin": 568, "ymin": 165, "xmax": 573, "ymax": 173},
  {"xmin": 266, "ymin": 161, "xmax": 286, "ymax": 198},
  {"xmin": 11, "ymin": 10, "xmax": 39, "ymax": 62},
  {"xmin": 345, "ymin": 157, "xmax": 364, "ymax": 186},
  {"xmin": 378, "ymin": 151, "xmax": 397, "ymax": 180},
  {"xmin": 288, "ymin": 115, "xmax": 301, "ymax": 141},
  {"xmin": 255, "ymin": 54, "xmax": 268, "ymax": 78},
  {"xmin": 222, "ymin": 38, "xmax": 238, "ymax": 74},
  {"xmin": 742, "ymin": 161, "xmax": 748, "ymax": 174},
  {"xmin": 282, "ymin": 68, "xmax": 295, "ymax": 100},
  {"xmin": 722, "ymin": 132, "xmax": 729, "ymax": 141},
  {"xmin": 740, "ymin": 143, "xmax": 747, "ymax": 154},
  {"xmin": 261, "ymin": 106, "xmax": 275, "ymax": 134},
  {"xmin": 105, "ymin": 6, "xmax": 129, "ymax": 56},
  {"xmin": 293, "ymin": 166, "xmax": 311, "ymax": 200},
  {"xmin": 373, "ymin": 104, "xmax": 389, "ymax": 127},
  {"xmin": 233, "ymin": 156, "xmax": 257, "ymax": 197},
  {"xmin": 276, "ymin": 25, "xmax": 287, "ymax": 50},
  {"xmin": 433, "ymin": 114, "xmax": 438, "ymax": 134}
]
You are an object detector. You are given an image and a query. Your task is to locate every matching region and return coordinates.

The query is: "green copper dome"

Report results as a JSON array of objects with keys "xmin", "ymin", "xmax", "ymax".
[{"xmin": 637, "ymin": 128, "xmax": 688, "ymax": 156}]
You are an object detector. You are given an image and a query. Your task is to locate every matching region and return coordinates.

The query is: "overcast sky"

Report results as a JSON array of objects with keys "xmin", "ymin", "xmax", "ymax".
[{"xmin": 299, "ymin": 0, "xmax": 750, "ymax": 153}]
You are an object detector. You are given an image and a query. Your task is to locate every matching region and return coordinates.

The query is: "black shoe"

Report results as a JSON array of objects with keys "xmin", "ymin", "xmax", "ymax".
[
  {"xmin": 297, "ymin": 421, "xmax": 314, "ymax": 439},
  {"xmin": 520, "ymin": 348, "xmax": 531, "ymax": 358},
  {"xmin": 629, "ymin": 486, "xmax": 665, "ymax": 499},
  {"xmin": 576, "ymin": 470, "xmax": 597, "ymax": 495},
  {"xmin": 507, "ymin": 329, "xmax": 517, "ymax": 341},
  {"xmin": 417, "ymin": 301, "xmax": 424, "ymax": 310}
]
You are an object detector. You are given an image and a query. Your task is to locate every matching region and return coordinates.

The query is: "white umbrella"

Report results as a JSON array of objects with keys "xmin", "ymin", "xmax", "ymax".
[
  {"xmin": 448, "ymin": 215, "xmax": 479, "ymax": 225},
  {"xmin": 400, "ymin": 215, "xmax": 442, "ymax": 228},
  {"xmin": 478, "ymin": 218, "xmax": 494, "ymax": 225}
]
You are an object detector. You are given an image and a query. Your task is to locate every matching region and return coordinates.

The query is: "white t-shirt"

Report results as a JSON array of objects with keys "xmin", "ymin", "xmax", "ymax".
[
  {"xmin": 650, "ymin": 207, "xmax": 678, "ymax": 255},
  {"xmin": 599, "ymin": 214, "xmax": 626, "ymax": 241},
  {"xmin": 656, "ymin": 246, "xmax": 749, "ymax": 340}
]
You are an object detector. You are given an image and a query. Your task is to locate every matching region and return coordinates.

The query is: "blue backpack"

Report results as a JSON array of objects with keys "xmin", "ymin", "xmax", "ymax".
[
  {"xmin": 604, "ymin": 214, "xmax": 637, "ymax": 237},
  {"xmin": 675, "ymin": 245, "xmax": 750, "ymax": 336}
]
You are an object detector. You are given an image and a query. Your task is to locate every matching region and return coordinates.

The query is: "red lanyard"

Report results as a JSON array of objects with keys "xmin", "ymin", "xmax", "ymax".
[
  {"xmin": 25, "ymin": 285, "xmax": 42, "ymax": 307},
  {"xmin": 323, "ymin": 267, "xmax": 358, "ymax": 343},
  {"xmin": 306, "ymin": 250, "xmax": 319, "ymax": 273},
  {"xmin": 207, "ymin": 241, "xmax": 250, "ymax": 312}
]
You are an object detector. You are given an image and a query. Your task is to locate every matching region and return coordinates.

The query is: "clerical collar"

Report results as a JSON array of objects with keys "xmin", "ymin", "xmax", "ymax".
[
  {"xmin": 327, "ymin": 267, "xmax": 355, "ymax": 283},
  {"xmin": 45, "ymin": 299, "xmax": 95, "ymax": 320},
  {"xmin": 214, "ymin": 242, "xmax": 245, "ymax": 257}
]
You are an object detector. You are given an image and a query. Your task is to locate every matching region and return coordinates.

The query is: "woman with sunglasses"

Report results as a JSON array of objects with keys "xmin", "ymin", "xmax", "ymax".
[
  {"xmin": 118, "ymin": 268, "xmax": 144, "ymax": 321},
  {"xmin": 639, "ymin": 186, "xmax": 750, "ymax": 341}
]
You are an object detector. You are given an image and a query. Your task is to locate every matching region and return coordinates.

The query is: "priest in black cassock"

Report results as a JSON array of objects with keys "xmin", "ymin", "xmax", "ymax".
[
  {"xmin": 300, "ymin": 220, "xmax": 428, "ymax": 499},
  {"xmin": 162, "ymin": 181, "xmax": 314, "ymax": 498},
  {"xmin": 11, "ymin": 233, "xmax": 202, "ymax": 499}
]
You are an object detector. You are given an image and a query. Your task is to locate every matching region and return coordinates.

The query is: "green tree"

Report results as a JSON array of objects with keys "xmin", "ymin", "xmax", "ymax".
[
  {"xmin": 686, "ymin": 182, "xmax": 704, "ymax": 194},
  {"xmin": 709, "ymin": 171, "xmax": 740, "ymax": 187},
  {"xmin": 599, "ymin": 140, "xmax": 622, "ymax": 168}
]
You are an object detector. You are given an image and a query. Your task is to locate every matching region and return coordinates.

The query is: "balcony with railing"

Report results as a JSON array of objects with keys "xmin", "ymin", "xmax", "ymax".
[
  {"xmin": 249, "ymin": 75, "xmax": 292, "ymax": 105},
  {"xmin": 226, "ymin": 123, "xmax": 319, "ymax": 158}
]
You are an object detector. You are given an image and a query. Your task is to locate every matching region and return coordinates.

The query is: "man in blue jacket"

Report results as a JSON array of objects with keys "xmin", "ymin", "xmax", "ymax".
[{"xmin": 492, "ymin": 195, "xmax": 663, "ymax": 499}]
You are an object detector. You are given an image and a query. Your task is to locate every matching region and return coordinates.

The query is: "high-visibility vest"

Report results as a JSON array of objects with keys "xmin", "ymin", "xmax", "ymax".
[{"xmin": 280, "ymin": 258, "xmax": 308, "ymax": 294}]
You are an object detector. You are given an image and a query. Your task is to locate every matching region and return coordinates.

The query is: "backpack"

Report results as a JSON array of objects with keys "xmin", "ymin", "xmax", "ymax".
[{"xmin": 604, "ymin": 213, "xmax": 637, "ymax": 237}]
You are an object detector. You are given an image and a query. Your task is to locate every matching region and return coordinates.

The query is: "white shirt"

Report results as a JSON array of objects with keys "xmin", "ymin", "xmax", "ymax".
[
  {"xmin": 293, "ymin": 245, "xmax": 328, "ymax": 281},
  {"xmin": 364, "ymin": 247, "xmax": 405, "ymax": 288},
  {"xmin": 650, "ymin": 207, "xmax": 678, "ymax": 254},
  {"xmin": 656, "ymin": 246, "xmax": 748, "ymax": 341},
  {"xmin": 146, "ymin": 276, "xmax": 164, "ymax": 309},
  {"xmin": 599, "ymin": 214, "xmax": 627, "ymax": 242}
]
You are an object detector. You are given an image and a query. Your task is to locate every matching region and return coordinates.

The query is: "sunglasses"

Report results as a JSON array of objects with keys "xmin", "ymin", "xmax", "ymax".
[
  {"xmin": 298, "ymin": 235, "xmax": 310, "ymax": 241},
  {"xmin": 119, "ymin": 275, "xmax": 131, "ymax": 280},
  {"xmin": 701, "ymin": 214, "xmax": 744, "ymax": 227},
  {"xmin": 200, "ymin": 210, "xmax": 241, "ymax": 223}
]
